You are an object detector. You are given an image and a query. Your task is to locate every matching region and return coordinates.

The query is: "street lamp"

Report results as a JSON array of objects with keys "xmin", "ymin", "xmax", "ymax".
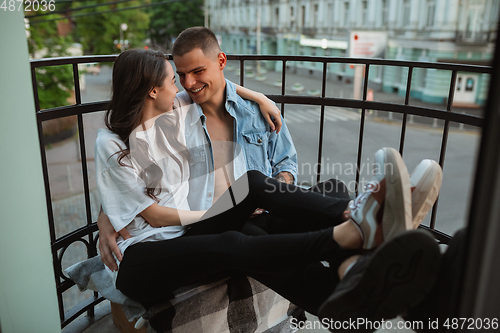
[{"xmin": 119, "ymin": 23, "xmax": 128, "ymax": 52}]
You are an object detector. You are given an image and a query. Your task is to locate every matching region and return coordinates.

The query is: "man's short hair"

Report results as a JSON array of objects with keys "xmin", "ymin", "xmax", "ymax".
[{"xmin": 172, "ymin": 27, "xmax": 221, "ymax": 59}]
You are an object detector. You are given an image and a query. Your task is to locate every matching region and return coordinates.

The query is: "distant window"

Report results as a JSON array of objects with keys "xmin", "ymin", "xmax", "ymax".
[
  {"xmin": 382, "ymin": 0, "xmax": 389, "ymax": 26},
  {"xmin": 403, "ymin": 0, "xmax": 411, "ymax": 26},
  {"xmin": 344, "ymin": 2, "xmax": 350, "ymax": 27},
  {"xmin": 314, "ymin": 4, "xmax": 319, "ymax": 27},
  {"xmin": 361, "ymin": 1, "xmax": 368, "ymax": 26},
  {"xmin": 457, "ymin": 77, "xmax": 462, "ymax": 91},
  {"xmin": 301, "ymin": 6, "xmax": 306, "ymax": 27},
  {"xmin": 466, "ymin": 78, "xmax": 475, "ymax": 92},
  {"xmin": 426, "ymin": 0, "xmax": 436, "ymax": 27}
]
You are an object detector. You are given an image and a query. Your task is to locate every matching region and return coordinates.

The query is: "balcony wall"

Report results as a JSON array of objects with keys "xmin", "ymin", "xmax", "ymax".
[{"xmin": 0, "ymin": 10, "xmax": 61, "ymax": 333}]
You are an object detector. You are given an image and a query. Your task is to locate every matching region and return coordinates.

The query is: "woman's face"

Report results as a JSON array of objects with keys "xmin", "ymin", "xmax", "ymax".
[{"xmin": 153, "ymin": 61, "xmax": 178, "ymax": 112}]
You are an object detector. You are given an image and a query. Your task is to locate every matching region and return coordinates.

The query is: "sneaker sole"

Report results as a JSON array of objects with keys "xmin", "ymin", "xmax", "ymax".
[
  {"xmin": 376, "ymin": 148, "xmax": 412, "ymax": 240},
  {"xmin": 318, "ymin": 230, "xmax": 441, "ymax": 333},
  {"xmin": 411, "ymin": 160, "xmax": 443, "ymax": 228}
]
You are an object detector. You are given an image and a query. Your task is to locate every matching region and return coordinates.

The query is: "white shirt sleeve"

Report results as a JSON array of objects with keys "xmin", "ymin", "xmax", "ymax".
[{"xmin": 95, "ymin": 129, "xmax": 155, "ymax": 232}]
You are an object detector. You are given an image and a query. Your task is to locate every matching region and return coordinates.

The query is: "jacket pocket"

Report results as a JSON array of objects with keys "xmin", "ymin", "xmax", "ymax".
[{"xmin": 242, "ymin": 131, "xmax": 270, "ymax": 173}]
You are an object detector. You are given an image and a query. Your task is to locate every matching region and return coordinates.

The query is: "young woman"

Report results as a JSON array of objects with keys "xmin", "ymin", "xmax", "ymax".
[{"xmin": 95, "ymin": 49, "xmax": 411, "ymax": 318}]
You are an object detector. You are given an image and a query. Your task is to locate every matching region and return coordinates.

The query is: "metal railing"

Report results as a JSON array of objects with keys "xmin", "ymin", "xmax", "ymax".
[{"xmin": 30, "ymin": 54, "xmax": 491, "ymax": 329}]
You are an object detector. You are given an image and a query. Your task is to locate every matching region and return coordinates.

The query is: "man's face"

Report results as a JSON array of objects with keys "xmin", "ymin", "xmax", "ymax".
[{"xmin": 173, "ymin": 48, "xmax": 226, "ymax": 106}]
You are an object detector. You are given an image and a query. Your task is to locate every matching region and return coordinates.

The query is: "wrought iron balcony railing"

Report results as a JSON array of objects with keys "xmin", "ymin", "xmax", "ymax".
[{"xmin": 30, "ymin": 54, "xmax": 491, "ymax": 330}]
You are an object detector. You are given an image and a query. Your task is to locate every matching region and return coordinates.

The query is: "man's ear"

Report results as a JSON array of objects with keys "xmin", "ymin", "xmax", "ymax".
[{"xmin": 217, "ymin": 52, "xmax": 227, "ymax": 70}]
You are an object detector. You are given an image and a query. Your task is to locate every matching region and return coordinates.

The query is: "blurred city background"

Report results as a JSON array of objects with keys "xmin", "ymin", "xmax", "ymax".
[{"xmin": 23, "ymin": 1, "xmax": 498, "ymax": 331}]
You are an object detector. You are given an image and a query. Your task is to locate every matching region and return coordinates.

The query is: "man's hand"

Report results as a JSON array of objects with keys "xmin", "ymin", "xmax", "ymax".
[
  {"xmin": 275, "ymin": 171, "xmax": 294, "ymax": 184},
  {"xmin": 250, "ymin": 172, "xmax": 294, "ymax": 217},
  {"xmin": 97, "ymin": 211, "xmax": 130, "ymax": 271}
]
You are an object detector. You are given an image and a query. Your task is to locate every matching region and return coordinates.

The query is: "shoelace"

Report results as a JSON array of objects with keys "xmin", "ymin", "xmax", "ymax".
[{"xmin": 349, "ymin": 181, "xmax": 380, "ymax": 211}]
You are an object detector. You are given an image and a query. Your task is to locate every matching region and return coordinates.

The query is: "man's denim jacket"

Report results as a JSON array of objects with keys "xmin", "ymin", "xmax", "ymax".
[{"xmin": 179, "ymin": 79, "xmax": 298, "ymax": 211}]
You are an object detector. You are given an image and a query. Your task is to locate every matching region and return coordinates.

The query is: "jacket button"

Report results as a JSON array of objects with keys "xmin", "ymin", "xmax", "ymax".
[{"xmin": 257, "ymin": 138, "xmax": 262, "ymax": 143}]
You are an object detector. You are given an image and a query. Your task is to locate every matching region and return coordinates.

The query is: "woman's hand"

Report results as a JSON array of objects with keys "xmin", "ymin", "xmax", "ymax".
[
  {"xmin": 234, "ymin": 84, "xmax": 282, "ymax": 133},
  {"xmin": 257, "ymin": 96, "xmax": 282, "ymax": 134}
]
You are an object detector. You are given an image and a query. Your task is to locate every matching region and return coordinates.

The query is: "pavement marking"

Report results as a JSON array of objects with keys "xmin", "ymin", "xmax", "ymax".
[
  {"xmin": 326, "ymin": 107, "xmax": 361, "ymax": 120},
  {"xmin": 305, "ymin": 109, "xmax": 340, "ymax": 122},
  {"xmin": 284, "ymin": 107, "xmax": 360, "ymax": 124},
  {"xmin": 284, "ymin": 110, "xmax": 316, "ymax": 123},
  {"xmin": 322, "ymin": 109, "xmax": 349, "ymax": 121}
]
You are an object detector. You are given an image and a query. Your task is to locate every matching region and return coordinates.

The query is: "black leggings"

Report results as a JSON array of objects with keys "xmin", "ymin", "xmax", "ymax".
[{"xmin": 116, "ymin": 170, "xmax": 351, "ymax": 313}]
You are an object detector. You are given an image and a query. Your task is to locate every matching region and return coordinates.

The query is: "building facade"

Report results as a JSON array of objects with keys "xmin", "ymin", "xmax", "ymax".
[{"xmin": 208, "ymin": 0, "xmax": 498, "ymax": 106}]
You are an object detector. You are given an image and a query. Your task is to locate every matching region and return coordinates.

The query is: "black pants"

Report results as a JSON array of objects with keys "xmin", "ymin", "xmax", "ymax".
[
  {"xmin": 242, "ymin": 177, "xmax": 352, "ymax": 236},
  {"xmin": 185, "ymin": 170, "xmax": 351, "ymax": 236},
  {"xmin": 116, "ymin": 171, "xmax": 351, "ymax": 313}
]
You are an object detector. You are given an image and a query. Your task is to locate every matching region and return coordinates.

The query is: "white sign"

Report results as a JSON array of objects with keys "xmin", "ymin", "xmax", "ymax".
[
  {"xmin": 349, "ymin": 31, "xmax": 387, "ymax": 58},
  {"xmin": 299, "ymin": 37, "xmax": 348, "ymax": 50}
]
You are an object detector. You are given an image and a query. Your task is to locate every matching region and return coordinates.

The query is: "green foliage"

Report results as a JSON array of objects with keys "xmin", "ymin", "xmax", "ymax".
[
  {"xmin": 148, "ymin": 0, "xmax": 204, "ymax": 50},
  {"xmin": 35, "ymin": 65, "xmax": 74, "ymax": 110},
  {"xmin": 27, "ymin": 14, "xmax": 74, "ymax": 110},
  {"xmin": 72, "ymin": 0, "xmax": 150, "ymax": 55}
]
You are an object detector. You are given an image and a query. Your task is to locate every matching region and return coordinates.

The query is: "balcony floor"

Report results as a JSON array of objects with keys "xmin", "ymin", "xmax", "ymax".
[{"xmin": 63, "ymin": 302, "xmax": 414, "ymax": 333}]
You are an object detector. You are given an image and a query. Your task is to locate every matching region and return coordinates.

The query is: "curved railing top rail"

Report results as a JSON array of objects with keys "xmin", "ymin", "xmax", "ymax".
[{"xmin": 30, "ymin": 54, "xmax": 492, "ymax": 74}]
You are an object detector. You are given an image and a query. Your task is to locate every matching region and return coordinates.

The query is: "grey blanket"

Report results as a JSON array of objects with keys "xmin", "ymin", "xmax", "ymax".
[{"xmin": 65, "ymin": 256, "xmax": 299, "ymax": 332}]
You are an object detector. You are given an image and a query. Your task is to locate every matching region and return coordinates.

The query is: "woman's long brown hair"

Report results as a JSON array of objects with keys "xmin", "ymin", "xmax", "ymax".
[{"xmin": 105, "ymin": 49, "xmax": 190, "ymax": 201}]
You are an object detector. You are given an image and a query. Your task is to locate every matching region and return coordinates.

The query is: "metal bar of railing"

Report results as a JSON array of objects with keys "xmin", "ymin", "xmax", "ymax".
[
  {"xmin": 51, "ymin": 224, "xmax": 99, "ymax": 252},
  {"xmin": 430, "ymin": 70, "xmax": 458, "ymax": 230},
  {"xmin": 400, "ymin": 67, "xmax": 414, "ymax": 156},
  {"xmin": 316, "ymin": 62, "xmax": 328, "ymax": 183},
  {"xmin": 36, "ymin": 102, "xmax": 109, "ymax": 122},
  {"xmin": 30, "ymin": 55, "xmax": 492, "ymax": 76},
  {"xmin": 264, "ymin": 96, "xmax": 484, "ymax": 126},
  {"xmin": 72, "ymin": 63, "xmax": 97, "ymax": 318},
  {"xmin": 31, "ymin": 66, "xmax": 41, "ymax": 111},
  {"xmin": 281, "ymin": 60, "xmax": 286, "ymax": 117},
  {"xmin": 221, "ymin": 55, "xmax": 492, "ymax": 74},
  {"xmin": 62, "ymin": 295, "xmax": 105, "ymax": 329},
  {"xmin": 355, "ymin": 64, "xmax": 370, "ymax": 195},
  {"xmin": 35, "ymin": 98, "xmax": 484, "ymax": 127},
  {"xmin": 240, "ymin": 60, "xmax": 244, "ymax": 87},
  {"xmin": 32, "ymin": 64, "xmax": 66, "ymax": 321},
  {"xmin": 73, "ymin": 64, "xmax": 82, "ymax": 105}
]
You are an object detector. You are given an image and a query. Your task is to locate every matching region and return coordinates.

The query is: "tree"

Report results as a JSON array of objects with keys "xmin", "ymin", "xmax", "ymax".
[
  {"xmin": 71, "ymin": 0, "xmax": 150, "ymax": 55},
  {"xmin": 27, "ymin": 12, "xmax": 77, "ymax": 142},
  {"xmin": 147, "ymin": 0, "xmax": 204, "ymax": 50},
  {"xmin": 27, "ymin": 14, "xmax": 74, "ymax": 110}
]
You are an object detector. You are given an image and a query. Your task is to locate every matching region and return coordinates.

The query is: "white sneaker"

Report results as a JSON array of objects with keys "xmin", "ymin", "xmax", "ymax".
[
  {"xmin": 410, "ymin": 159, "xmax": 443, "ymax": 228},
  {"xmin": 350, "ymin": 147, "xmax": 412, "ymax": 249}
]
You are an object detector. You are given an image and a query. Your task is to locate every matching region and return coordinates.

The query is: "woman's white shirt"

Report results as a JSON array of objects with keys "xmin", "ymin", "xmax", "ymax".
[{"xmin": 95, "ymin": 108, "xmax": 190, "ymax": 277}]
